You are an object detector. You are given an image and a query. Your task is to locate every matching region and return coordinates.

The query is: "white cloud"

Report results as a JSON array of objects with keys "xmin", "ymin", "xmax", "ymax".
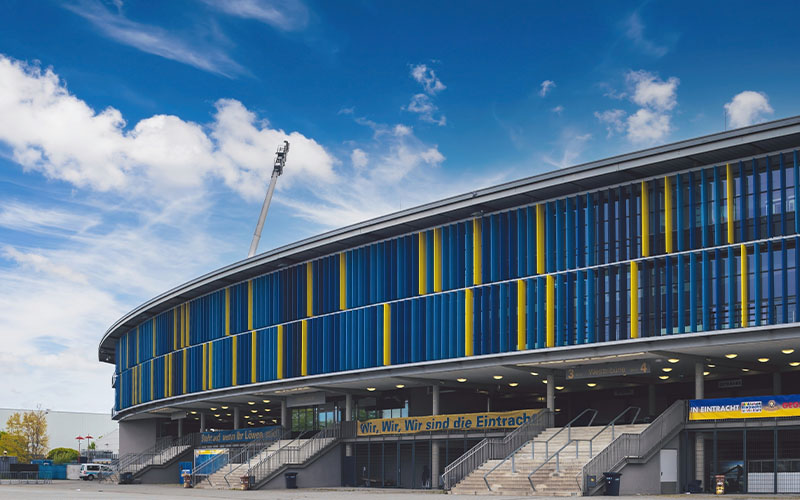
[
  {"xmin": 551, "ymin": 105, "xmax": 564, "ymax": 114},
  {"xmin": 626, "ymin": 108, "xmax": 671, "ymax": 144},
  {"xmin": 64, "ymin": 0, "xmax": 245, "ymax": 77},
  {"xmin": 3, "ymin": 246, "xmax": 89, "ymax": 285},
  {"xmin": 624, "ymin": 12, "xmax": 669, "ymax": 57},
  {"xmin": 405, "ymin": 93, "xmax": 446, "ymax": 126},
  {"xmin": 539, "ymin": 80, "xmax": 556, "ymax": 97},
  {"xmin": 410, "ymin": 64, "xmax": 446, "ymax": 95},
  {"xmin": 200, "ymin": 0, "xmax": 309, "ymax": 31},
  {"xmin": 594, "ymin": 109, "xmax": 626, "ymax": 137},
  {"xmin": 626, "ymin": 70, "xmax": 679, "ymax": 111},
  {"xmin": 350, "ymin": 148, "xmax": 368, "ymax": 168},
  {"xmin": 724, "ymin": 91, "xmax": 774, "ymax": 129},
  {"xmin": 542, "ymin": 132, "xmax": 592, "ymax": 169}
]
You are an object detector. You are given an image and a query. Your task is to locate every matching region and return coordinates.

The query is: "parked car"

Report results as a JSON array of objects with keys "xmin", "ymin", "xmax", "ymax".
[{"xmin": 79, "ymin": 463, "xmax": 113, "ymax": 480}]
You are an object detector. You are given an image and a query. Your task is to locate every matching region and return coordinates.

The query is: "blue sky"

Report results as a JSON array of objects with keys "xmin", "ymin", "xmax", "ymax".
[{"xmin": 0, "ymin": 0, "xmax": 797, "ymax": 413}]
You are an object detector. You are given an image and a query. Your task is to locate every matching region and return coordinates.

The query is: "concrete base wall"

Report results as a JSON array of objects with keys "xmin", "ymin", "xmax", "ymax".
[
  {"xmin": 136, "ymin": 448, "xmax": 192, "ymax": 484},
  {"xmin": 618, "ymin": 434, "xmax": 680, "ymax": 495},
  {"xmin": 260, "ymin": 444, "xmax": 342, "ymax": 489},
  {"xmin": 119, "ymin": 419, "xmax": 157, "ymax": 455}
]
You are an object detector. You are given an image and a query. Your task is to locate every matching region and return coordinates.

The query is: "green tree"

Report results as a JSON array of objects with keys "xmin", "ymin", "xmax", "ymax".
[
  {"xmin": 0, "ymin": 431, "xmax": 27, "ymax": 461},
  {"xmin": 46, "ymin": 447, "xmax": 80, "ymax": 464},
  {"xmin": 5, "ymin": 409, "xmax": 49, "ymax": 461}
]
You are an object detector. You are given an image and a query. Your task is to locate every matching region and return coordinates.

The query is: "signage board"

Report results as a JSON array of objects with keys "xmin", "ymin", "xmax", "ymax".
[
  {"xmin": 200, "ymin": 425, "xmax": 279, "ymax": 445},
  {"xmin": 689, "ymin": 394, "xmax": 800, "ymax": 420},
  {"xmin": 566, "ymin": 360, "xmax": 650, "ymax": 380},
  {"xmin": 356, "ymin": 408, "xmax": 541, "ymax": 436}
]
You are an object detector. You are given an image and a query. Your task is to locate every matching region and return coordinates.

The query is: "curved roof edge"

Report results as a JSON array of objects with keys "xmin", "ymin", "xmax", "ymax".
[{"xmin": 98, "ymin": 115, "xmax": 800, "ymax": 362}]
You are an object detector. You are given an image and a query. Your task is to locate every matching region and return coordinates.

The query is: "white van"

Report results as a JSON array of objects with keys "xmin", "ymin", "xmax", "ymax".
[{"xmin": 79, "ymin": 463, "xmax": 113, "ymax": 480}]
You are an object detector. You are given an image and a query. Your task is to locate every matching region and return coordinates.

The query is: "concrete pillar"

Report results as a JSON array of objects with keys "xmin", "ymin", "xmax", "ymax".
[
  {"xmin": 200, "ymin": 412, "xmax": 206, "ymax": 432},
  {"xmin": 233, "ymin": 407, "xmax": 240, "ymax": 430},
  {"xmin": 177, "ymin": 417, "xmax": 183, "ymax": 437},
  {"xmin": 773, "ymin": 372, "xmax": 781, "ymax": 395},
  {"xmin": 281, "ymin": 400, "xmax": 289, "ymax": 430},
  {"xmin": 431, "ymin": 385, "xmax": 440, "ymax": 488},
  {"xmin": 486, "ymin": 396, "xmax": 491, "ymax": 412},
  {"xmin": 694, "ymin": 362, "xmax": 704, "ymax": 487},
  {"xmin": 546, "ymin": 374, "xmax": 555, "ymax": 417},
  {"xmin": 345, "ymin": 394, "xmax": 353, "ymax": 457},
  {"xmin": 648, "ymin": 384, "xmax": 656, "ymax": 417}
]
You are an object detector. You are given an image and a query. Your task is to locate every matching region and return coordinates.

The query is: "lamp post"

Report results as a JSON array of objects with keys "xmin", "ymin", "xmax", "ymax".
[
  {"xmin": 85, "ymin": 435, "xmax": 94, "ymax": 459},
  {"xmin": 75, "ymin": 436, "xmax": 84, "ymax": 457}
]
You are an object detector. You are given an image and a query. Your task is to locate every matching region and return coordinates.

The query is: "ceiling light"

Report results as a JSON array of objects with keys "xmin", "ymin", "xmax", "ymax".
[
  {"xmin": 264, "ymin": 408, "xmax": 270, "ymax": 412},
  {"xmin": 555, "ymin": 386, "xmax": 564, "ymax": 390},
  {"xmin": 530, "ymin": 371, "xmax": 539, "ymax": 376},
  {"xmin": 555, "ymin": 408, "xmax": 561, "ymax": 412},
  {"xmin": 662, "ymin": 367, "xmax": 672, "ymax": 373},
  {"xmin": 586, "ymin": 383, "xmax": 597, "ymax": 388},
  {"xmin": 395, "ymin": 384, "xmax": 405, "ymax": 389},
  {"xmin": 214, "ymin": 414, "xmax": 220, "ymax": 418},
  {"xmin": 782, "ymin": 349, "xmax": 795, "ymax": 355},
  {"xmin": 262, "ymin": 399, "xmax": 270, "ymax": 403},
  {"xmin": 272, "ymin": 419, "xmax": 277, "ymax": 423},
  {"xmin": 725, "ymin": 353, "xmax": 738, "ymax": 359},
  {"xmin": 248, "ymin": 401, "xmax": 255, "ymax": 405},
  {"xmin": 708, "ymin": 364, "xmax": 716, "ymax": 368},
  {"xmin": 790, "ymin": 362, "xmax": 800, "ymax": 367},
  {"xmin": 508, "ymin": 382, "xmax": 519, "ymax": 387},
  {"xmin": 258, "ymin": 415, "xmax": 263, "ymax": 418},
  {"xmin": 758, "ymin": 357, "xmax": 769, "ymax": 363},
  {"xmin": 244, "ymin": 415, "xmax": 250, "ymax": 419},
  {"xmin": 703, "ymin": 371, "xmax": 710, "ymax": 376},
  {"xmin": 366, "ymin": 387, "xmax": 376, "ymax": 392},
  {"xmin": 667, "ymin": 358, "xmax": 680, "ymax": 364},
  {"xmin": 221, "ymin": 406, "xmax": 229, "ymax": 410},
  {"xmin": 248, "ymin": 422, "xmax": 254, "ymax": 425},
  {"xmin": 542, "ymin": 379, "xmax": 548, "ymax": 384},
  {"xmin": 190, "ymin": 411, "xmax": 197, "ymax": 415},
  {"xmin": 741, "ymin": 368, "xmax": 750, "ymax": 372},
  {"xmin": 659, "ymin": 375, "xmax": 669, "ymax": 380},
  {"xmin": 210, "ymin": 407, "xmax": 217, "ymax": 411},
  {"xmin": 226, "ymin": 413, "xmax": 232, "ymax": 417},
  {"xmin": 194, "ymin": 417, "xmax": 199, "ymax": 420},
  {"xmin": 457, "ymin": 378, "xmax": 467, "ymax": 383},
  {"xmin": 259, "ymin": 420, "xmax": 265, "ymax": 424},
  {"xmin": 250, "ymin": 409, "xmax": 257, "ymax": 413},
  {"xmin": 493, "ymin": 375, "xmax": 503, "ymax": 380}
]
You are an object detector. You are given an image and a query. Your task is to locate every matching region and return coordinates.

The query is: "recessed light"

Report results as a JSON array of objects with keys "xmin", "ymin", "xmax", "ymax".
[
  {"xmin": 587, "ymin": 383, "xmax": 597, "ymax": 388},
  {"xmin": 226, "ymin": 413, "xmax": 231, "ymax": 417},
  {"xmin": 790, "ymin": 362, "xmax": 800, "ymax": 367},
  {"xmin": 210, "ymin": 407, "xmax": 217, "ymax": 411},
  {"xmin": 221, "ymin": 406, "xmax": 229, "ymax": 409},
  {"xmin": 248, "ymin": 422, "xmax": 254, "ymax": 426},
  {"xmin": 214, "ymin": 414, "xmax": 220, "ymax": 417},
  {"xmin": 194, "ymin": 417, "xmax": 199, "ymax": 420},
  {"xmin": 259, "ymin": 420, "xmax": 265, "ymax": 424},
  {"xmin": 366, "ymin": 387, "xmax": 376, "ymax": 392},
  {"xmin": 251, "ymin": 409, "xmax": 257, "ymax": 413},
  {"xmin": 542, "ymin": 379, "xmax": 548, "ymax": 384},
  {"xmin": 703, "ymin": 371, "xmax": 710, "ymax": 376},
  {"xmin": 248, "ymin": 401, "xmax": 255, "ymax": 405},
  {"xmin": 725, "ymin": 354, "xmax": 738, "ymax": 359},
  {"xmin": 758, "ymin": 357, "xmax": 769, "ymax": 363},
  {"xmin": 508, "ymin": 382, "xmax": 519, "ymax": 387},
  {"xmin": 708, "ymin": 364, "xmax": 716, "ymax": 368},
  {"xmin": 662, "ymin": 367, "xmax": 672, "ymax": 373},
  {"xmin": 244, "ymin": 415, "xmax": 250, "ymax": 419},
  {"xmin": 396, "ymin": 384, "xmax": 405, "ymax": 389},
  {"xmin": 493, "ymin": 375, "xmax": 503, "ymax": 380},
  {"xmin": 782, "ymin": 349, "xmax": 795, "ymax": 355},
  {"xmin": 190, "ymin": 411, "xmax": 197, "ymax": 415},
  {"xmin": 258, "ymin": 414, "xmax": 263, "ymax": 418},
  {"xmin": 530, "ymin": 371, "xmax": 539, "ymax": 376},
  {"xmin": 555, "ymin": 386, "xmax": 564, "ymax": 390},
  {"xmin": 271, "ymin": 419, "xmax": 277, "ymax": 423},
  {"xmin": 741, "ymin": 368, "xmax": 750, "ymax": 372},
  {"xmin": 668, "ymin": 358, "xmax": 680, "ymax": 364},
  {"xmin": 264, "ymin": 408, "xmax": 270, "ymax": 412},
  {"xmin": 555, "ymin": 408, "xmax": 561, "ymax": 412},
  {"xmin": 456, "ymin": 378, "xmax": 467, "ymax": 383},
  {"xmin": 659, "ymin": 375, "xmax": 669, "ymax": 380}
]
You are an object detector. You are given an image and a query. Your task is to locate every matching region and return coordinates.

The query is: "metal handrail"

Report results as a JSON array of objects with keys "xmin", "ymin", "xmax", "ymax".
[
  {"xmin": 538, "ymin": 408, "xmax": 597, "ymax": 458},
  {"xmin": 526, "ymin": 439, "xmax": 579, "ymax": 491},
  {"xmin": 113, "ymin": 433, "xmax": 196, "ymax": 480},
  {"xmin": 204, "ymin": 427, "xmax": 284, "ymax": 485},
  {"xmin": 441, "ymin": 409, "xmax": 551, "ymax": 490},
  {"xmin": 224, "ymin": 431, "xmax": 308, "ymax": 487},
  {"xmin": 581, "ymin": 400, "xmax": 687, "ymax": 494},
  {"xmin": 580, "ymin": 406, "xmax": 641, "ymax": 458}
]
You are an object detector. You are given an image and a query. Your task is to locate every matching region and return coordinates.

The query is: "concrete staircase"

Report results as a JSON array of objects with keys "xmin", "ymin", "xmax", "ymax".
[
  {"xmin": 450, "ymin": 424, "xmax": 649, "ymax": 496},
  {"xmin": 194, "ymin": 440, "xmax": 295, "ymax": 489}
]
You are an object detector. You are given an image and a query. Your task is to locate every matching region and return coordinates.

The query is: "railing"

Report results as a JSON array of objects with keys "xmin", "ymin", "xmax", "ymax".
[
  {"xmin": 224, "ymin": 432, "xmax": 308, "ymax": 488},
  {"xmin": 0, "ymin": 471, "xmax": 53, "ymax": 484},
  {"xmin": 536, "ymin": 408, "xmax": 597, "ymax": 458},
  {"xmin": 573, "ymin": 406, "xmax": 641, "ymax": 458},
  {"xmin": 198, "ymin": 427, "xmax": 284, "ymax": 486},
  {"xmin": 581, "ymin": 400, "xmax": 686, "ymax": 494},
  {"xmin": 113, "ymin": 433, "xmax": 197, "ymax": 480},
  {"xmin": 527, "ymin": 438, "xmax": 581, "ymax": 491}
]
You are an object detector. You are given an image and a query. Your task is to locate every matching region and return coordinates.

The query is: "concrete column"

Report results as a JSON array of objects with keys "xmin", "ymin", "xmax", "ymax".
[
  {"xmin": 345, "ymin": 394, "xmax": 353, "ymax": 457},
  {"xmin": 200, "ymin": 412, "xmax": 206, "ymax": 432},
  {"xmin": 177, "ymin": 418, "xmax": 183, "ymax": 437},
  {"xmin": 546, "ymin": 375, "xmax": 555, "ymax": 417},
  {"xmin": 486, "ymin": 396, "xmax": 491, "ymax": 412},
  {"xmin": 648, "ymin": 384, "xmax": 656, "ymax": 417},
  {"xmin": 233, "ymin": 407, "xmax": 240, "ymax": 430},
  {"xmin": 773, "ymin": 372, "xmax": 781, "ymax": 395},
  {"xmin": 281, "ymin": 400, "xmax": 289, "ymax": 430},
  {"xmin": 431, "ymin": 385, "xmax": 440, "ymax": 489},
  {"xmin": 694, "ymin": 362, "xmax": 704, "ymax": 487}
]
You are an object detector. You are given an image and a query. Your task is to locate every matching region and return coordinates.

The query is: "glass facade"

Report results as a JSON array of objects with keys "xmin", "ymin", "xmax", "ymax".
[{"xmin": 113, "ymin": 151, "xmax": 800, "ymax": 412}]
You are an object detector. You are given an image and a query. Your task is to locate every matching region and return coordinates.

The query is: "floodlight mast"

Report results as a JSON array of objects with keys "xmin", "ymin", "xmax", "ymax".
[{"xmin": 248, "ymin": 140, "xmax": 289, "ymax": 258}]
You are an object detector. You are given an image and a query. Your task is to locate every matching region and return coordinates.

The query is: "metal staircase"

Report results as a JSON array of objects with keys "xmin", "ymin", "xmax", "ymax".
[
  {"xmin": 105, "ymin": 433, "xmax": 196, "ymax": 483},
  {"xmin": 192, "ymin": 427, "xmax": 285, "ymax": 488}
]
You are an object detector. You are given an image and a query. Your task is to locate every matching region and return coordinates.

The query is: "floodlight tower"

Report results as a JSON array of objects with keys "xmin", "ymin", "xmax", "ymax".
[{"xmin": 248, "ymin": 140, "xmax": 289, "ymax": 258}]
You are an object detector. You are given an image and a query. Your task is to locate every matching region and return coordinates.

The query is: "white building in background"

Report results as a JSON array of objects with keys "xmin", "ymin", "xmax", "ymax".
[{"xmin": 0, "ymin": 408, "xmax": 118, "ymax": 454}]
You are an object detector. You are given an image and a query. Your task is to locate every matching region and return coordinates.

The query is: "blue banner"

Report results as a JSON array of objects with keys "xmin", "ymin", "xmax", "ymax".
[
  {"xmin": 689, "ymin": 394, "xmax": 800, "ymax": 420},
  {"xmin": 200, "ymin": 425, "xmax": 279, "ymax": 444}
]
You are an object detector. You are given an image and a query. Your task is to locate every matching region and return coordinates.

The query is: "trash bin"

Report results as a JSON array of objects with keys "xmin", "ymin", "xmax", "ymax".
[
  {"xmin": 240, "ymin": 475, "xmax": 251, "ymax": 490},
  {"xmin": 119, "ymin": 472, "xmax": 134, "ymax": 485},
  {"xmin": 603, "ymin": 472, "xmax": 622, "ymax": 496},
  {"xmin": 715, "ymin": 474, "xmax": 725, "ymax": 495},
  {"xmin": 285, "ymin": 471, "xmax": 298, "ymax": 489},
  {"xmin": 182, "ymin": 472, "xmax": 192, "ymax": 488}
]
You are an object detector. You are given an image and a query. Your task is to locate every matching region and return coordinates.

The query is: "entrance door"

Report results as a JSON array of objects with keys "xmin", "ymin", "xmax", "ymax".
[{"xmin": 660, "ymin": 449, "xmax": 677, "ymax": 493}]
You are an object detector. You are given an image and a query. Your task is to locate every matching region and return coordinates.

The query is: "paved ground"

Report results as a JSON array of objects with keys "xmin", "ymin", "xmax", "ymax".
[{"xmin": 0, "ymin": 482, "xmax": 793, "ymax": 500}]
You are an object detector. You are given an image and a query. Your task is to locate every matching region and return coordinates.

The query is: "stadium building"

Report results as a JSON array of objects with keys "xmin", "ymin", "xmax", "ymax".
[{"xmin": 99, "ymin": 118, "xmax": 800, "ymax": 494}]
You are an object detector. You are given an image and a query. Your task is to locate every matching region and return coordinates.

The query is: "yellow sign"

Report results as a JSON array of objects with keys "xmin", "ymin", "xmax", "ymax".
[{"xmin": 356, "ymin": 408, "xmax": 541, "ymax": 436}]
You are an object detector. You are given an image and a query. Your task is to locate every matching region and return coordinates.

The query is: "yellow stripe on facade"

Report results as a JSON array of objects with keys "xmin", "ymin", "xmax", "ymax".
[
  {"xmin": 232, "ymin": 335, "xmax": 237, "ymax": 386},
  {"xmin": 418, "ymin": 232, "xmax": 427, "ymax": 294},
  {"xmin": 727, "ymin": 164, "xmax": 734, "ymax": 244},
  {"xmin": 339, "ymin": 253, "xmax": 346, "ymax": 310},
  {"xmin": 182, "ymin": 349, "xmax": 186, "ymax": 394},
  {"xmin": 202, "ymin": 343, "xmax": 207, "ymax": 391},
  {"xmin": 251, "ymin": 331, "xmax": 257, "ymax": 383},
  {"xmin": 630, "ymin": 261, "xmax": 639, "ymax": 339},
  {"xmin": 277, "ymin": 325, "xmax": 284, "ymax": 379},
  {"xmin": 433, "ymin": 228, "xmax": 442, "ymax": 292},
  {"xmin": 664, "ymin": 176, "xmax": 673, "ymax": 253},
  {"xmin": 472, "ymin": 219, "xmax": 482, "ymax": 285},
  {"xmin": 546, "ymin": 275, "xmax": 555, "ymax": 348},
  {"xmin": 306, "ymin": 263, "xmax": 313, "ymax": 317},
  {"xmin": 208, "ymin": 342, "xmax": 213, "ymax": 390},
  {"xmin": 516, "ymin": 280, "xmax": 526, "ymax": 351},
  {"xmin": 383, "ymin": 303, "xmax": 391, "ymax": 366},
  {"xmin": 641, "ymin": 181, "xmax": 650, "ymax": 257},
  {"xmin": 301, "ymin": 320, "xmax": 308, "ymax": 376},
  {"xmin": 465, "ymin": 288, "xmax": 474, "ymax": 356},
  {"xmin": 536, "ymin": 204, "xmax": 545, "ymax": 274},
  {"xmin": 741, "ymin": 244, "xmax": 748, "ymax": 327},
  {"xmin": 225, "ymin": 288, "xmax": 230, "ymax": 336},
  {"xmin": 247, "ymin": 280, "xmax": 253, "ymax": 330}
]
